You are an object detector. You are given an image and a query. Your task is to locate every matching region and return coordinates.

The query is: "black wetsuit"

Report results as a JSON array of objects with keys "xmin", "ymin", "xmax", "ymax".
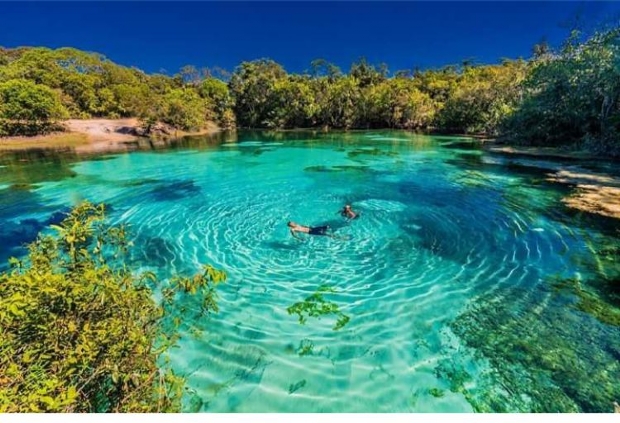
[{"xmin": 309, "ymin": 225, "xmax": 329, "ymax": 235}]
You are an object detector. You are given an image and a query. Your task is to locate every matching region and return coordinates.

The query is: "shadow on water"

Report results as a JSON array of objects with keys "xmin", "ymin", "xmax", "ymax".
[
  {"xmin": 261, "ymin": 240, "xmax": 300, "ymax": 251},
  {"xmin": 313, "ymin": 219, "xmax": 350, "ymax": 232},
  {"xmin": 128, "ymin": 233, "xmax": 183, "ymax": 273},
  {"xmin": 0, "ymin": 150, "xmax": 79, "ymax": 187},
  {"xmin": 120, "ymin": 178, "xmax": 161, "ymax": 188},
  {"xmin": 149, "ymin": 180, "xmax": 201, "ymax": 202},
  {"xmin": 0, "ymin": 198, "xmax": 72, "ymax": 268},
  {"xmin": 399, "ymin": 212, "xmax": 480, "ymax": 264}
]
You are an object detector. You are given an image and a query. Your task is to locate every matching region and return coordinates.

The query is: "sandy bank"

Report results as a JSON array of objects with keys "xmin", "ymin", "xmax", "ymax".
[{"xmin": 0, "ymin": 119, "xmax": 220, "ymax": 154}]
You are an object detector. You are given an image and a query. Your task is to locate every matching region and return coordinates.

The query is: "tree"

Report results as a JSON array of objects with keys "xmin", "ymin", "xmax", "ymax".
[
  {"xmin": 264, "ymin": 77, "xmax": 315, "ymax": 128},
  {"xmin": 319, "ymin": 76, "xmax": 361, "ymax": 129},
  {"xmin": 228, "ymin": 59, "xmax": 287, "ymax": 127},
  {"xmin": 0, "ymin": 79, "xmax": 68, "ymax": 136},
  {"xmin": 394, "ymin": 69, "xmax": 413, "ymax": 79},
  {"xmin": 176, "ymin": 65, "xmax": 201, "ymax": 86},
  {"xmin": 532, "ymin": 38, "xmax": 551, "ymax": 59},
  {"xmin": 161, "ymin": 88, "xmax": 212, "ymax": 131},
  {"xmin": 366, "ymin": 79, "xmax": 435, "ymax": 129},
  {"xmin": 350, "ymin": 57, "xmax": 387, "ymax": 87},
  {"xmin": 59, "ymin": 73, "xmax": 101, "ymax": 118},
  {"xmin": 502, "ymin": 27, "xmax": 620, "ymax": 154},
  {"xmin": 309, "ymin": 59, "xmax": 342, "ymax": 81},
  {"xmin": 110, "ymin": 83, "xmax": 154, "ymax": 118},
  {"xmin": 413, "ymin": 65, "xmax": 459, "ymax": 106},
  {"xmin": 198, "ymin": 78, "xmax": 235, "ymax": 124},
  {"xmin": 437, "ymin": 61, "xmax": 526, "ymax": 134}
]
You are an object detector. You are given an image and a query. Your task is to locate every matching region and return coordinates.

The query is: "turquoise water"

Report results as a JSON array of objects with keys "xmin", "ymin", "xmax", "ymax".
[{"xmin": 1, "ymin": 131, "xmax": 619, "ymax": 412}]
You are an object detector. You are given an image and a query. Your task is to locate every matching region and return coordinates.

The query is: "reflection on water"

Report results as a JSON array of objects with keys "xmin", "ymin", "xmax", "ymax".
[{"xmin": 0, "ymin": 130, "xmax": 618, "ymax": 412}]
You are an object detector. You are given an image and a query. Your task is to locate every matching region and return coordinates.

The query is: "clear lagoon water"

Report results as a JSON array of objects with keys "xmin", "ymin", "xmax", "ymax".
[{"xmin": 1, "ymin": 131, "xmax": 619, "ymax": 412}]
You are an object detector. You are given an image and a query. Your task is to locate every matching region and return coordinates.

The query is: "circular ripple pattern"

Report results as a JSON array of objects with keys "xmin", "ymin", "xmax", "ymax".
[{"xmin": 25, "ymin": 134, "xmax": 619, "ymax": 412}]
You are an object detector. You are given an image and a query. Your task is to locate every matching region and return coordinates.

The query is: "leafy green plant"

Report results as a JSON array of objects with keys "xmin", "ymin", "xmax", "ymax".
[
  {"xmin": 0, "ymin": 201, "xmax": 225, "ymax": 412},
  {"xmin": 296, "ymin": 339, "xmax": 315, "ymax": 357},
  {"xmin": 428, "ymin": 388, "xmax": 445, "ymax": 398},
  {"xmin": 0, "ymin": 78, "xmax": 68, "ymax": 136},
  {"xmin": 288, "ymin": 379, "xmax": 307, "ymax": 394},
  {"xmin": 286, "ymin": 285, "xmax": 350, "ymax": 331}
]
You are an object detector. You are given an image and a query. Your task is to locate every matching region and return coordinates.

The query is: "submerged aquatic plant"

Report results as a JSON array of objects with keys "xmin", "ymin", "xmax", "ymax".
[
  {"xmin": 450, "ymin": 278, "xmax": 620, "ymax": 412},
  {"xmin": 428, "ymin": 388, "xmax": 445, "ymax": 398},
  {"xmin": 347, "ymin": 148, "xmax": 399, "ymax": 159},
  {"xmin": 296, "ymin": 339, "xmax": 314, "ymax": 357},
  {"xmin": 288, "ymin": 379, "xmax": 307, "ymax": 394},
  {"xmin": 286, "ymin": 285, "xmax": 350, "ymax": 331},
  {"xmin": 551, "ymin": 276, "xmax": 620, "ymax": 327}
]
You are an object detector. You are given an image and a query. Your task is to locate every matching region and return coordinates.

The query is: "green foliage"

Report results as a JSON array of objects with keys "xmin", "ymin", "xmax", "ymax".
[
  {"xmin": 413, "ymin": 65, "xmax": 460, "ymax": 105},
  {"xmin": 229, "ymin": 59, "xmax": 287, "ymax": 127},
  {"xmin": 286, "ymin": 285, "xmax": 350, "ymax": 331},
  {"xmin": 160, "ymin": 88, "xmax": 211, "ymax": 131},
  {"xmin": 309, "ymin": 58, "xmax": 342, "ymax": 80},
  {"xmin": 503, "ymin": 28, "xmax": 620, "ymax": 154},
  {"xmin": 1, "ymin": 25, "xmax": 619, "ymax": 154},
  {"xmin": 0, "ymin": 47, "xmax": 211, "ymax": 133},
  {"xmin": 349, "ymin": 57, "xmax": 388, "ymax": 87},
  {"xmin": 264, "ymin": 77, "xmax": 315, "ymax": 128},
  {"xmin": 319, "ymin": 76, "xmax": 362, "ymax": 129},
  {"xmin": 437, "ymin": 60, "xmax": 526, "ymax": 134},
  {"xmin": 0, "ymin": 202, "xmax": 225, "ymax": 412},
  {"xmin": 199, "ymin": 78, "xmax": 235, "ymax": 123},
  {"xmin": 365, "ymin": 79, "xmax": 436, "ymax": 129},
  {"xmin": 0, "ymin": 79, "xmax": 68, "ymax": 136}
]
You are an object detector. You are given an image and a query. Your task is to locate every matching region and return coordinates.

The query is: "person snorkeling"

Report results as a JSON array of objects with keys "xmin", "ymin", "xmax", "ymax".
[{"xmin": 338, "ymin": 204, "xmax": 359, "ymax": 220}]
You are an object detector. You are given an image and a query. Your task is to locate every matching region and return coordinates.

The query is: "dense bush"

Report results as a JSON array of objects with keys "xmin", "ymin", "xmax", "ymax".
[
  {"xmin": 0, "ymin": 78, "xmax": 67, "ymax": 136},
  {"xmin": 0, "ymin": 202, "xmax": 226, "ymax": 412},
  {"xmin": 502, "ymin": 28, "xmax": 620, "ymax": 154}
]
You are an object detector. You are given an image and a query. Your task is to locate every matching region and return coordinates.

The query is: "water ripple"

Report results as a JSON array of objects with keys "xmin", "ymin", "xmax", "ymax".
[{"xmin": 21, "ymin": 134, "xmax": 618, "ymax": 412}]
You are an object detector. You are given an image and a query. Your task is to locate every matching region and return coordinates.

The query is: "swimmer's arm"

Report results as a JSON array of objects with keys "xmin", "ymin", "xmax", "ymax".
[{"xmin": 290, "ymin": 229, "xmax": 302, "ymax": 240}]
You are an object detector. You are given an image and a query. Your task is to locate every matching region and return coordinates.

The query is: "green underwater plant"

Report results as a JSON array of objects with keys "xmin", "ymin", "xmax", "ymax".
[
  {"xmin": 286, "ymin": 285, "xmax": 351, "ymax": 331},
  {"xmin": 428, "ymin": 388, "xmax": 445, "ymax": 398},
  {"xmin": 288, "ymin": 379, "xmax": 307, "ymax": 394},
  {"xmin": 296, "ymin": 339, "xmax": 315, "ymax": 357},
  {"xmin": 449, "ymin": 278, "xmax": 620, "ymax": 412}
]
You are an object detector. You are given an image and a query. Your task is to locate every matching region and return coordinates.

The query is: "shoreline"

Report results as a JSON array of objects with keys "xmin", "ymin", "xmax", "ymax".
[
  {"xmin": 481, "ymin": 142, "xmax": 618, "ymax": 162},
  {"xmin": 0, "ymin": 118, "xmax": 221, "ymax": 154},
  {"xmin": 2, "ymin": 126, "xmax": 619, "ymax": 220},
  {"xmin": 2, "ymin": 124, "xmax": 617, "ymax": 162},
  {"xmin": 481, "ymin": 140, "xmax": 620, "ymax": 220}
]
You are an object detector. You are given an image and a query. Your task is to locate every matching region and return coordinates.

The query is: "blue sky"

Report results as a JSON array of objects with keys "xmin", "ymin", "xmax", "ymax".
[{"xmin": 1, "ymin": 2, "xmax": 619, "ymax": 75}]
